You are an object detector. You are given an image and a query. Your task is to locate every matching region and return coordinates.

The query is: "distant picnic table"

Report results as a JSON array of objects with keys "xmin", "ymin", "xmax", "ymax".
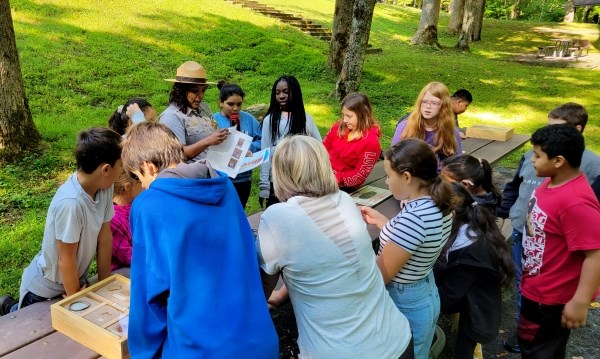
[
  {"xmin": 0, "ymin": 134, "xmax": 530, "ymax": 358},
  {"xmin": 538, "ymin": 38, "xmax": 591, "ymax": 59}
]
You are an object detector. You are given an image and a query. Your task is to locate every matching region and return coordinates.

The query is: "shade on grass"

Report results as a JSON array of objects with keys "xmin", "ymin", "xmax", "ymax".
[{"xmin": 1, "ymin": 0, "xmax": 598, "ymax": 298}]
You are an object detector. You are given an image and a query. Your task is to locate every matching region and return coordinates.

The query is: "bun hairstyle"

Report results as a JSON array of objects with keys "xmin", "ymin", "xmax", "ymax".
[
  {"xmin": 108, "ymin": 98, "xmax": 153, "ymax": 136},
  {"xmin": 441, "ymin": 154, "xmax": 501, "ymax": 200},
  {"xmin": 385, "ymin": 138, "xmax": 455, "ymax": 215},
  {"xmin": 217, "ymin": 80, "xmax": 245, "ymax": 102}
]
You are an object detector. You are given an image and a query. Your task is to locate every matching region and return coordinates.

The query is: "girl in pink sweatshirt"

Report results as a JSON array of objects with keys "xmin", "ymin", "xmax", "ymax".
[{"xmin": 110, "ymin": 171, "xmax": 143, "ymax": 271}]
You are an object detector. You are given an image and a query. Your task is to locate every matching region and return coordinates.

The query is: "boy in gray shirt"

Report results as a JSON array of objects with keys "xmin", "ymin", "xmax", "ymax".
[{"xmin": 0, "ymin": 127, "xmax": 122, "ymax": 314}]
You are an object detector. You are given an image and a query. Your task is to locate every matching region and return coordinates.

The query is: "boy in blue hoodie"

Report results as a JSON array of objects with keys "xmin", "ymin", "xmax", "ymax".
[{"xmin": 121, "ymin": 122, "xmax": 278, "ymax": 358}]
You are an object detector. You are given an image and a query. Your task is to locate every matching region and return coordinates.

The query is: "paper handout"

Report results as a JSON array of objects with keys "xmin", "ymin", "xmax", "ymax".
[{"xmin": 206, "ymin": 126, "xmax": 269, "ymax": 178}]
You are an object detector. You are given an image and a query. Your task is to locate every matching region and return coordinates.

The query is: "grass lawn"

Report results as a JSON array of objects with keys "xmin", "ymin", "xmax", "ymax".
[{"xmin": 1, "ymin": 0, "xmax": 598, "ymax": 300}]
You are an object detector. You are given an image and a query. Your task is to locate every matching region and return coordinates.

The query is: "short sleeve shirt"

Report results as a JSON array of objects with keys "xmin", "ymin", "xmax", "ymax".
[
  {"xmin": 160, "ymin": 102, "xmax": 216, "ymax": 161},
  {"xmin": 34, "ymin": 173, "xmax": 114, "ymax": 283}
]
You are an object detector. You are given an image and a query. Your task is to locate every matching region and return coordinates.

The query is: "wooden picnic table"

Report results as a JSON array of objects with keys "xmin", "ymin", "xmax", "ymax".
[
  {"xmin": 250, "ymin": 134, "xmax": 531, "ymax": 242},
  {"xmin": 550, "ymin": 38, "xmax": 574, "ymax": 57},
  {"xmin": 1, "ymin": 134, "xmax": 529, "ymax": 358}
]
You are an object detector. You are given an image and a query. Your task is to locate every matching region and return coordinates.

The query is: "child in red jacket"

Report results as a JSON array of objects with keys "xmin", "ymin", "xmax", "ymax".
[{"xmin": 323, "ymin": 92, "xmax": 381, "ymax": 190}]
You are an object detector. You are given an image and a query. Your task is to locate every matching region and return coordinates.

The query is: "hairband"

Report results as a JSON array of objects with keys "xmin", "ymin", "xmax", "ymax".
[{"xmin": 117, "ymin": 105, "xmax": 124, "ymax": 114}]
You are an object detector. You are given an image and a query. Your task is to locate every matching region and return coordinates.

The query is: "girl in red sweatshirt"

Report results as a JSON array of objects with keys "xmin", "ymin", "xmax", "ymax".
[{"xmin": 323, "ymin": 92, "xmax": 382, "ymax": 190}]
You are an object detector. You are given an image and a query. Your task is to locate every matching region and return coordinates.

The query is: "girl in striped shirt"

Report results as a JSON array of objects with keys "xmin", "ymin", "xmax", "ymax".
[{"xmin": 360, "ymin": 138, "xmax": 455, "ymax": 359}]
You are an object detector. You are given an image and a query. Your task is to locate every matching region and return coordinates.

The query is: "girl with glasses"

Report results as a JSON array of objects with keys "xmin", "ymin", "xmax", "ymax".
[{"xmin": 392, "ymin": 82, "xmax": 462, "ymax": 172}]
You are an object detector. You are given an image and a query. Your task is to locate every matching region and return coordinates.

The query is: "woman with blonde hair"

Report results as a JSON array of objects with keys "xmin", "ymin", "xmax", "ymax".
[
  {"xmin": 392, "ymin": 82, "xmax": 462, "ymax": 170},
  {"xmin": 256, "ymin": 135, "xmax": 413, "ymax": 359}
]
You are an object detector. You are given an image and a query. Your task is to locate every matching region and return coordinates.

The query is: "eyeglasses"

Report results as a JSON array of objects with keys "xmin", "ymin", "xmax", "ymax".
[{"xmin": 421, "ymin": 100, "xmax": 441, "ymax": 108}]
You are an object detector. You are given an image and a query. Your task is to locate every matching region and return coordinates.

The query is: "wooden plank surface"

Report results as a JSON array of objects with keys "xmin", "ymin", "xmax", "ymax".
[
  {"xmin": 0, "ymin": 300, "xmax": 58, "ymax": 356},
  {"xmin": 461, "ymin": 137, "xmax": 494, "ymax": 154},
  {"xmin": 363, "ymin": 159, "xmax": 386, "ymax": 186},
  {"xmin": 469, "ymin": 134, "xmax": 530, "ymax": 165},
  {"xmin": 2, "ymin": 331, "xmax": 101, "ymax": 359}
]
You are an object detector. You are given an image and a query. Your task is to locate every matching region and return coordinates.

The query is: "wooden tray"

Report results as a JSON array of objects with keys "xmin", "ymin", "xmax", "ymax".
[{"xmin": 51, "ymin": 274, "xmax": 130, "ymax": 359}]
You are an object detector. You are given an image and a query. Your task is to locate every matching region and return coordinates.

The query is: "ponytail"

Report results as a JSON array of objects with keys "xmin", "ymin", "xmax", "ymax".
[
  {"xmin": 386, "ymin": 138, "xmax": 456, "ymax": 216},
  {"xmin": 448, "ymin": 183, "xmax": 515, "ymax": 286},
  {"xmin": 108, "ymin": 105, "xmax": 128, "ymax": 136},
  {"xmin": 108, "ymin": 98, "xmax": 153, "ymax": 136},
  {"xmin": 429, "ymin": 176, "xmax": 455, "ymax": 216},
  {"xmin": 480, "ymin": 159, "xmax": 501, "ymax": 199}
]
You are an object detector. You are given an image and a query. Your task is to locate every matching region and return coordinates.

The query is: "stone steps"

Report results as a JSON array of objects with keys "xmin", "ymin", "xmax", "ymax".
[{"xmin": 226, "ymin": 0, "xmax": 381, "ymax": 53}]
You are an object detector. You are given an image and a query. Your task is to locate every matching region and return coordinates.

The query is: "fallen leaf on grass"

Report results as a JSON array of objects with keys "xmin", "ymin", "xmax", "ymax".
[
  {"xmin": 589, "ymin": 302, "xmax": 600, "ymax": 309},
  {"xmin": 572, "ymin": 356, "xmax": 584, "ymax": 359}
]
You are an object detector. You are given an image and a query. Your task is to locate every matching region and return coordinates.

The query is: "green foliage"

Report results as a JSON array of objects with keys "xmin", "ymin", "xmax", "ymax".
[
  {"xmin": 485, "ymin": 0, "xmax": 566, "ymax": 21},
  {"xmin": 1, "ymin": 0, "xmax": 599, "ymax": 299}
]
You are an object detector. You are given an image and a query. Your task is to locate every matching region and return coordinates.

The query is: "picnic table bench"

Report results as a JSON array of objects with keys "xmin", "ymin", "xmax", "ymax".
[{"xmin": 0, "ymin": 134, "xmax": 529, "ymax": 358}]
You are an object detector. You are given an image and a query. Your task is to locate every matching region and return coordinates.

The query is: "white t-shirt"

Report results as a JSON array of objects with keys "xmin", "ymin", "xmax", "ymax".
[
  {"xmin": 20, "ymin": 173, "xmax": 113, "ymax": 300},
  {"xmin": 259, "ymin": 112, "xmax": 321, "ymax": 194},
  {"xmin": 257, "ymin": 191, "xmax": 410, "ymax": 359}
]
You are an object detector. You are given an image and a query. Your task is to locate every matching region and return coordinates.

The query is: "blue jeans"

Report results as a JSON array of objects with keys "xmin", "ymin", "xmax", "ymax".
[
  {"xmin": 511, "ymin": 229, "xmax": 523, "ymax": 322},
  {"xmin": 386, "ymin": 271, "xmax": 440, "ymax": 359}
]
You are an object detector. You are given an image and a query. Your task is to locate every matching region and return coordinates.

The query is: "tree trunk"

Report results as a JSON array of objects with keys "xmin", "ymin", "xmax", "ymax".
[
  {"xmin": 329, "ymin": 0, "xmax": 354, "ymax": 74},
  {"xmin": 447, "ymin": 0, "xmax": 465, "ymax": 35},
  {"xmin": 0, "ymin": 1, "xmax": 41, "ymax": 160},
  {"xmin": 471, "ymin": 0, "xmax": 485, "ymax": 41},
  {"xmin": 564, "ymin": 0, "xmax": 576, "ymax": 22},
  {"xmin": 508, "ymin": 0, "xmax": 520, "ymax": 19},
  {"xmin": 411, "ymin": 0, "xmax": 442, "ymax": 45},
  {"xmin": 335, "ymin": 0, "xmax": 378, "ymax": 99},
  {"xmin": 456, "ymin": 0, "xmax": 476, "ymax": 51},
  {"xmin": 583, "ymin": 6, "xmax": 592, "ymax": 22}
]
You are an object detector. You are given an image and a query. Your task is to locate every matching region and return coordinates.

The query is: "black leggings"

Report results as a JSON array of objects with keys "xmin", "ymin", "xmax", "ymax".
[
  {"xmin": 454, "ymin": 327, "xmax": 478, "ymax": 359},
  {"xmin": 398, "ymin": 337, "xmax": 415, "ymax": 359},
  {"xmin": 232, "ymin": 181, "xmax": 251, "ymax": 209},
  {"xmin": 266, "ymin": 182, "xmax": 279, "ymax": 208}
]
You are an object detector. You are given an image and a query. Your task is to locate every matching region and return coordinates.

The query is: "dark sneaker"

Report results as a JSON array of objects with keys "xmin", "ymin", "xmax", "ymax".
[
  {"xmin": 503, "ymin": 332, "xmax": 521, "ymax": 353},
  {"xmin": 0, "ymin": 295, "xmax": 18, "ymax": 315}
]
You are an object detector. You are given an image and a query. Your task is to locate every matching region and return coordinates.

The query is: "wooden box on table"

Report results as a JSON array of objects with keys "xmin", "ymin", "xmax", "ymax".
[
  {"xmin": 50, "ymin": 274, "xmax": 130, "ymax": 359},
  {"xmin": 466, "ymin": 125, "xmax": 514, "ymax": 141}
]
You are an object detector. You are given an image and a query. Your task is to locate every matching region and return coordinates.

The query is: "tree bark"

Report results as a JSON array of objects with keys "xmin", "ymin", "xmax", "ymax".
[
  {"xmin": 583, "ymin": 6, "xmax": 592, "ymax": 22},
  {"xmin": 411, "ymin": 0, "xmax": 442, "ymax": 46},
  {"xmin": 564, "ymin": 0, "xmax": 576, "ymax": 22},
  {"xmin": 0, "ymin": 1, "xmax": 41, "ymax": 160},
  {"xmin": 456, "ymin": 0, "xmax": 476, "ymax": 51},
  {"xmin": 447, "ymin": 0, "xmax": 465, "ymax": 35},
  {"xmin": 471, "ymin": 0, "xmax": 485, "ymax": 41},
  {"xmin": 335, "ymin": 0, "xmax": 377, "ymax": 99},
  {"xmin": 329, "ymin": 0, "xmax": 354, "ymax": 74}
]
